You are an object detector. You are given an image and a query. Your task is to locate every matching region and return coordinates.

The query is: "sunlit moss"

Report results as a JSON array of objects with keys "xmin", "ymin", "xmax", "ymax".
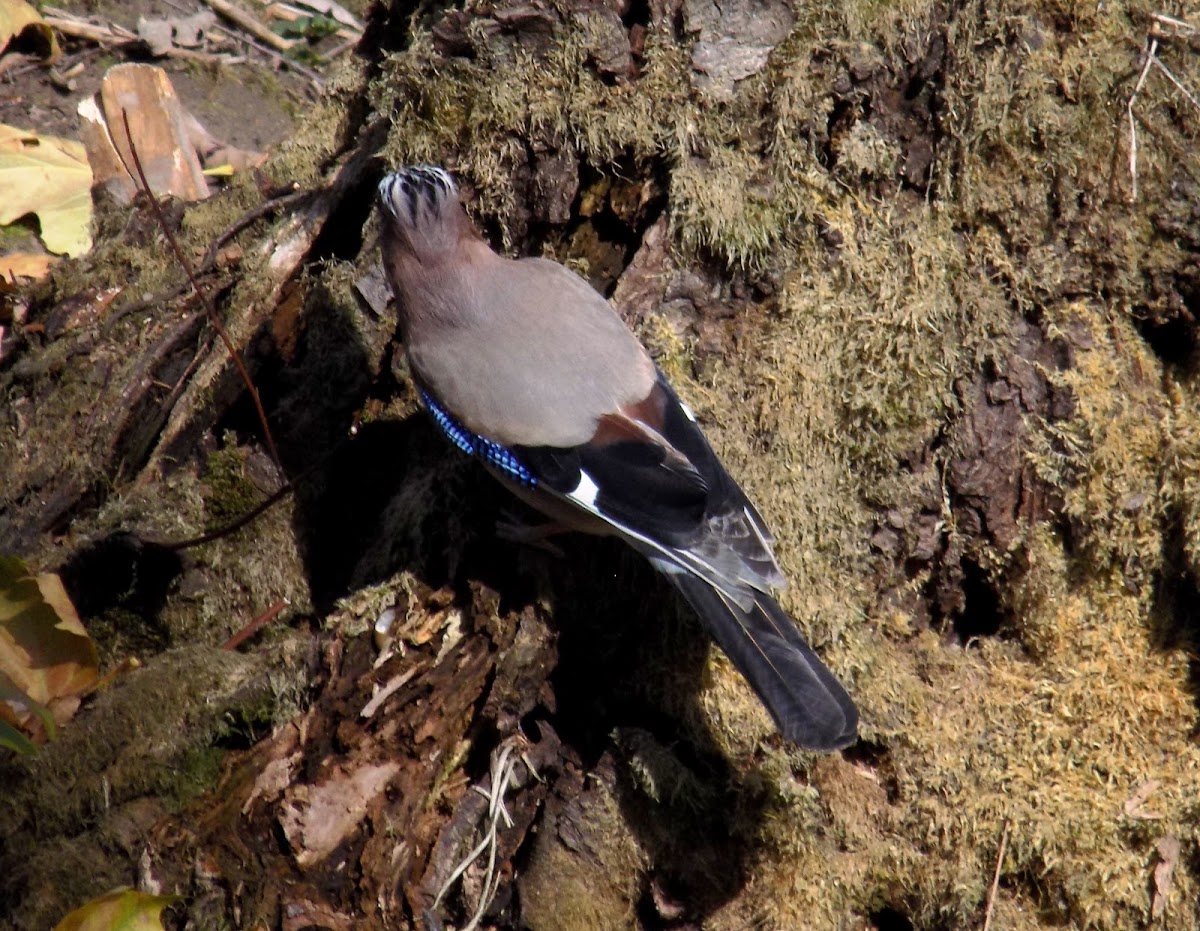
[{"xmin": 364, "ymin": 0, "xmax": 1200, "ymax": 925}]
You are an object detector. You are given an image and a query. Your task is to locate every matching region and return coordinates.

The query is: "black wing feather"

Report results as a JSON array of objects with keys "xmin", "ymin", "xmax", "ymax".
[
  {"xmin": 519, "ymin": 438, "xmax": 709, "ymax": 543},
  {"xmin": 517, "ymin": 370, "xmax": 744, "ymax": 547},
  {"xmin": 668, "ymin": 572, "xmax": 858, "ymax": 750}
]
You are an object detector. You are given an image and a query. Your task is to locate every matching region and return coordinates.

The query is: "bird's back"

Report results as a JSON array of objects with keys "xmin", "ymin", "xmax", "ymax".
[{"xmin": 404, "ymin": 253, "xmax": 655, "ymax": 449}]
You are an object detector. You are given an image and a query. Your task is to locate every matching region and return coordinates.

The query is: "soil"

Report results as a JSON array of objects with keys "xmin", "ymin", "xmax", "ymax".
[{"xmin": 1, "ymin": 0, "xmax": 322, "ymax": 179}]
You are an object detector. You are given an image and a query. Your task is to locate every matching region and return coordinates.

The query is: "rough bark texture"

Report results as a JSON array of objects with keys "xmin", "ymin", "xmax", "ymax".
[{"xmin": 2, "ymin": 0, "xmax": 1200, "ymax": 928}]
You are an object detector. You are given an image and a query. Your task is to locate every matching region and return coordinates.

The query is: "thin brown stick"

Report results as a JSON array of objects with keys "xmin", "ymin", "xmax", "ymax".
[
  {"xmin": 101, "ymin": 281, "xmax": 192, "ymax": 333},
  {"xmin": 120, "ymin": 107, "xmax": 285, "ymax": 476},
  {"xmin": 199, "ymin": 188, "xmax": 310, "ymax": 270},
  {"xmin": 41, "ymin": 13, "xmax": 137, "ymax": 44},
  {"xmin": 222, "ymin": 598, "xmax": 291, "ymax": 651},
  {"xmin": 103, "ymin": 189, "xmax": 310, "ymax": 335},
  {"xmin": 2, "ymin": 43, "xmax": 96, "ymax": 81},
  {"xmin": 317, "ymin": 36, "xmax": 359, "ymax": 62},
  {"xmin": 152, "ymin": 436, "xmax": 347, "ymax": 551},
  {"xmin": 158, "ymin": 469, "xmax": 294, "ymax": 551},
  {"xmin": 981, "ymin": 820, "xmax": 1010, "ymax": 931}
]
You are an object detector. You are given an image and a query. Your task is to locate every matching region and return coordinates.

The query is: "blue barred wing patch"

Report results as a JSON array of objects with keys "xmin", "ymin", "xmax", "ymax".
[{"xmin": 418, "ymin": 388, "xmax": 537, "ymax": 488}]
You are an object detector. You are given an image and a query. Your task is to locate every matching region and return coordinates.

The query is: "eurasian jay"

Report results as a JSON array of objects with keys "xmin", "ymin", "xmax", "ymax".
[{"xmin": 376, "ymin": 165, "xmax": 858, "ymax": 750}]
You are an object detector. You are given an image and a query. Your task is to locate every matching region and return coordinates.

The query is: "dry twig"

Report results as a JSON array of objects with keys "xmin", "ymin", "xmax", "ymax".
[
  {"xmin": 158, "ymin": 0, "xmax": 325, "ymax": 88},
  {"xmin": 222, "ymin": 598, "xmax": 291, "ymax": 650},
  {"xmin": 1126, "ymin": 12, "xmax": 1200, "ymax": 202},
  {"xmin": 40, "ymin": 10, "xmax": 245, "ymax": 64},
  {"xmin": 120, "ymin": 108, "xmax": 285, "ymax": 475},
  {"xmin": 981, "ymin": 820, "xmax": 1010, "ymax": 931},
  {"xmin": 433, "ymin": 738, "xmax": 532, "ymax": 931}
]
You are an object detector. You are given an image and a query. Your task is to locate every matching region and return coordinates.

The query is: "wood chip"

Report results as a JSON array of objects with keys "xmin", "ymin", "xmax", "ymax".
[
  {"xmin": 78, "ymin": 63, "xmax": 210, "ymax": 204},
  {"xmin": 1152, "ymin": 835, "xmax": 1180, "ymax": 919}
]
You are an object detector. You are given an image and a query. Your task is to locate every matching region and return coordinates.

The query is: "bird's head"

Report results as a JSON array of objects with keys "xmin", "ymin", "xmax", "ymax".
[{"xmin": 377, "ymin": 166, "xmax": 473, "ymax": 264}]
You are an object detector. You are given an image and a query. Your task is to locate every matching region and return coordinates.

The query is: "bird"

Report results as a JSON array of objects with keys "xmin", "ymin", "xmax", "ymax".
[{"xmin": 376, "ymin": 165, "xmax": 858, "ymax": 750}]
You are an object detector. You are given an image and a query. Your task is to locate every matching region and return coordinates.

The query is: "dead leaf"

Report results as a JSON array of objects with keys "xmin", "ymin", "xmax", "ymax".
[
  {"xmin": 278, "ymin": 762, "xmax": 401, "ymax": 867},
  {"xmin": 0, "ymin": 124, "xmax": 92, "ymax": 256},
  {"xmin": 0, "ymin": 251, "xmax": 55, "ymax": 280},
  {"xmin": 0, "ymin": 0, "xmax": 59, "ymax": 62},
  {"xmin": 136, "ymin": 16, "xmax": 175, "ymax": 57},
  {"xmin": 170, "ymin": 11, "xmax": 214, "ymax": 47},
  {"xmin": 136, "ymin": 11, "xmax": 216, "ymax": 56},
  {"xmin": 1152, "ymin": 835, "xmax": 1180, "ymax": 919},
  {"xmin": 52, "ymin": 888, "xmax": 178, "ymax": 931},
  {"xmin": 0, "ymin": 555, "xmax": 99, "ymax": 741},
  {"xmin": 1122, "ymin": 779, "xmax": 1164, "ymax": 820}
]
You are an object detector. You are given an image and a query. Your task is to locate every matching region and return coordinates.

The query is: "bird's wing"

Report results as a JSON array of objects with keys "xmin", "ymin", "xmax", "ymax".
[
  {"xmin": 500, "ymin": 369, "xmax": 785, "ymax": 608},
  {"xmin": 378, "ymin": 166, "xmax": 856, "ymax": 749}
]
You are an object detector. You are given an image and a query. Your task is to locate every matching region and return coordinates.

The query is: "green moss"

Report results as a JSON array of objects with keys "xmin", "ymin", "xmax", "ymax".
[
  {"xmin": 366, "ymin": 0, "xmax": 1200, "ymax": 921},
  {"xmin": 201, "ymin": 441, "xmax": 261, "ymax": 531},
  {"xmin": 169, "ymin": 744, "xmax": 227, "ymax": 808},
  {"xmin": 519, "ymin": 775, "xmax": 646, "ymax": 931}
]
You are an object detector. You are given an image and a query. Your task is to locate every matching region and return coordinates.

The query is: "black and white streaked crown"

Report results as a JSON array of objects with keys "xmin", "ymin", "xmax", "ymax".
[{"xmin": 377, "ymin": 166, "xmax": 459, "ymax": 227}]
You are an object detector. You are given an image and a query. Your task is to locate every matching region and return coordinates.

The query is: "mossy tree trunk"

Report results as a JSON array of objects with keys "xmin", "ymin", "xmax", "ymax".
[{"xmin": 2, "ymin": 0, "xmax": 1199, "ymax": 928}]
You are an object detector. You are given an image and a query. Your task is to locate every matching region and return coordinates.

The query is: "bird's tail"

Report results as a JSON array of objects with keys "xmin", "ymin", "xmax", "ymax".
[{"xmin": 666, "ymin": 573, "xmax": 858, "ymax": 750}]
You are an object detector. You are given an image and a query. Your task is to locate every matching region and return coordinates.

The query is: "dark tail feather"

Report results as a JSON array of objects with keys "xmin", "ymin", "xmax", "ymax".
[{"xmin": 667, "ymin": 573, "xmax": 858, "ymax": 750}]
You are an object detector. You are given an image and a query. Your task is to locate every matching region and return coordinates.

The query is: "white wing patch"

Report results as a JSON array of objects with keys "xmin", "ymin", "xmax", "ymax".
[
  {"xmin": 648, "ymin": 555, "xmax": 686, "ymax": 576},
  {"xmin": 566, "ymin": 469, "xmax": 601, "ymax": 510}
]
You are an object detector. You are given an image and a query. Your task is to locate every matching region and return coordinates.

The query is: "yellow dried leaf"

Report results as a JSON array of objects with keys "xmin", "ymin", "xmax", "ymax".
[
  {"xmin": 52, "ymin": 888, "xmax": 178, "ymax": 931},
  {"xmin": 0, "ymin": 123, "xmax": 92, "ymax": 257},
  {"xmin": 0, "ymin": 0, "xmax": 59, "ymax": 61},
  {"xmin": 0, "ymin": 251, "xmax": 55, "ymax": 281},
  {"xmin": 0, "ymin": 556, "xmax": 98, "ymax": 732}
]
